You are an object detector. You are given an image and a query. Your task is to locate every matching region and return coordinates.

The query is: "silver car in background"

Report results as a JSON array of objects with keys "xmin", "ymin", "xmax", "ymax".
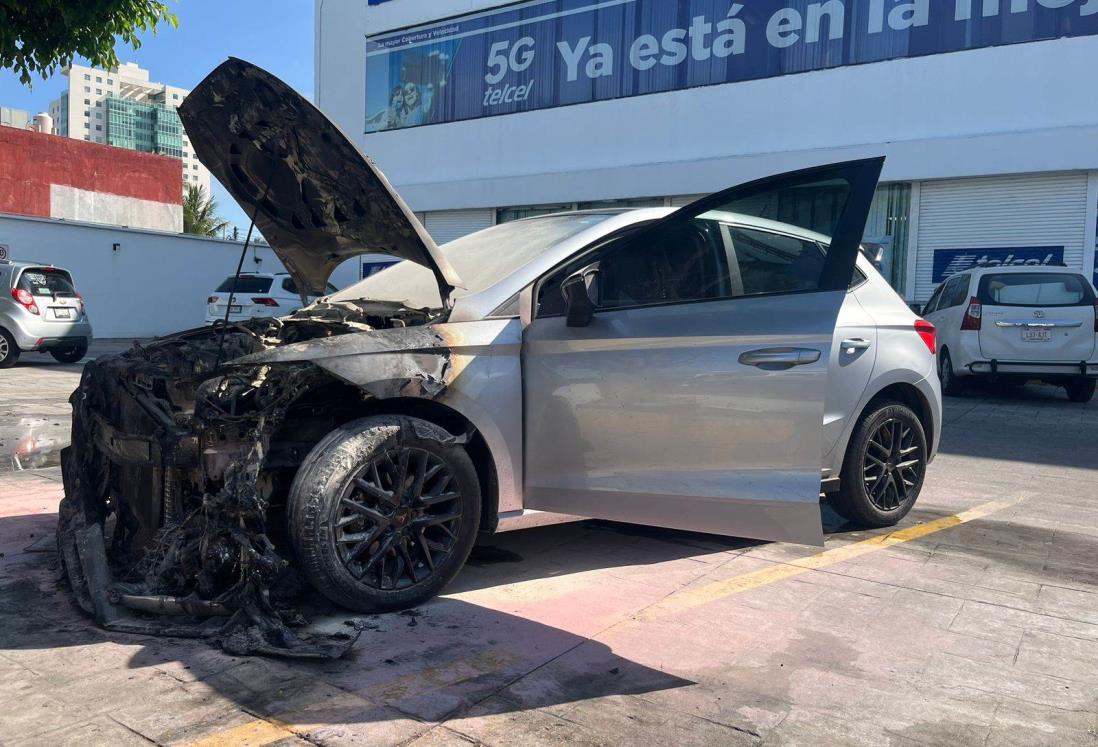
[
  {"xmin": 0, "ymin": 259, "xmax": 92, "ymax": 368},
  {"xmin": 60, "ymin": 60, "xmax": 942, "ymax": 625}
]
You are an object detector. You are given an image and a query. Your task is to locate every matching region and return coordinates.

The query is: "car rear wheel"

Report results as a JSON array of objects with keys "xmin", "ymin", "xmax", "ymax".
[
  {"xmin": 287, "ymin": 415, "xmax": 481, "ymax": 613},
  {"xmin": 831, "ymin": 401, "xmax": 927, "ymax": 528},
  {"xmin": 937, "ymin": 349, "xmax": 964, "ymax": 397},
  {"xmin": 1065, "ymin": 378, "xmax": 1096, "ymax": 404},
  {"xmin": 50, "ymin": 341, "xmax": 88, "ymax": 364},
  {"xmin": 0, "ymin": 328, "xmax": 19, "ymax": 368}
]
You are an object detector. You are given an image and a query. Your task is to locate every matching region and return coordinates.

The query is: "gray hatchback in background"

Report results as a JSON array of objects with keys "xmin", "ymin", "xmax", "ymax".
[{"xmin": 0, "ymin": 259, "xmax": 93, "ymax": 367}]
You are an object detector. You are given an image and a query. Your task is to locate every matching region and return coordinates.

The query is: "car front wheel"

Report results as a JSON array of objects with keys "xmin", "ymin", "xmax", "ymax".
[
  {"xmin": 831, "ymin": 401, "xmax": 927, "ymax": 527},
  {"xmin": 287, "ymin": 415, "xmax": 481, "ymax": 613}
]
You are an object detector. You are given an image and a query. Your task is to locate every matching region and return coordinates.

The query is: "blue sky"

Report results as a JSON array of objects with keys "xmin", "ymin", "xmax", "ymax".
[{"xmin": 0, "ymin": 0, "xmax": 316, "ymax": 232}]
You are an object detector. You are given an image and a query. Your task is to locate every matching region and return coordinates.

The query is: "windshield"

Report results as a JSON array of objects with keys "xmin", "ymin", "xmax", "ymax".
[
  {"xmin": 18, "ymin": 268, "xmax": 76, "ymax": 297},
  {"xmin": 330, "ymin": 213, "xmax": 618, "ymax": 309}
]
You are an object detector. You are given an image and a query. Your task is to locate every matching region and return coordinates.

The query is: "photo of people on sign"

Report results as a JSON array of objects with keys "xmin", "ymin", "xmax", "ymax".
[{"xmin": 364, "ymin": 0, "xmax": 1098, "ymax": 133}]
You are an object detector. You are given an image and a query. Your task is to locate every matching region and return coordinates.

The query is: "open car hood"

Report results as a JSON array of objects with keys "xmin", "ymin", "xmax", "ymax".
[{"xmin": 178, "ymin": 58, "xmax": 462, "ymax": 301}]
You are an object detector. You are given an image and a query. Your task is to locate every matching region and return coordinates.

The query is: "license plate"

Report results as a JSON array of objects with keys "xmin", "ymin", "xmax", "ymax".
[
  {"xmin": 1022, "ymin": 329, "xmax": 1051, "ymax": 342},
  {"xmin": 229, "ymin": 305, "xmax": 242, "ymax": 314},
  {"xmin": 54, "ymin": 308, "xmax": 71, "ymax": 319}
]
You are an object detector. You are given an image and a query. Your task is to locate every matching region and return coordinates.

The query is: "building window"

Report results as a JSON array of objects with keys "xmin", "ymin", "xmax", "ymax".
[
  {"xmin": 95, "ymin": 124, "xmax": 102, "ymax": 131},
  {"xmin": 95, "ymin": 112, "xmax": 102, "ymax": 119},
  {"xmin": 83, "ymin": 74, "xmax": 90, "ymax": 80},
  {"xmin": 84, "ymin": 98, "xmax": 90, "ymax": 105},
  {"xmin": 108, "ymin": 78, "xmax": 113, "ymax": 84},
  {"xmin": 192, "ymin": 164, "xmax": 198, "ymax": 170},
  {"xmin": 84, "ymin": 110, "xmax": 90, "ymax": 117},
  {"xmin": 96, "ymin": 89, "xmax": 102, "ymax": 95},
  {"xmin": 96, "ymin": 76, "xmax": 102, "ymax": 83},
  {"xmin": 173, "ymin": 93, "xmax": 179, "ymax": 100},
  {"xmin": 84, "ymin": 86, "xmax": 90, "ymax": 93}
]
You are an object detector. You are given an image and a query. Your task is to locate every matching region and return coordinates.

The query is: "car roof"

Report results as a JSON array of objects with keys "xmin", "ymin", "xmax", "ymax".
[
  {"xmin": 963, "ymin": 265, "xmax": 1081, "ymax": 276},
  {"xmin": 0, "ymin": 259, "xmax": 70, "ymax": 271},
  {"xmin": 515, "ymin": 207, "xmax": 834, "ymax": 244}
]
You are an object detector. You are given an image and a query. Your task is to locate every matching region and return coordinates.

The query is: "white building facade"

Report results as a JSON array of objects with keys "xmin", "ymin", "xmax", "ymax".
[
  {"xmin": 316, "ymin": 0, "xmax": 1098, "ymax": 302},
  {"xmin": 48, "ymin": 62, "xmax": 211, "ymax": 196}
]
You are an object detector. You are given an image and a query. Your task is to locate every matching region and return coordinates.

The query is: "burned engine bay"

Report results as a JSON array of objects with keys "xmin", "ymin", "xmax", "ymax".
[{"xmin": 57, "ymin": 300, "xmax": 442, "ymax": 658}]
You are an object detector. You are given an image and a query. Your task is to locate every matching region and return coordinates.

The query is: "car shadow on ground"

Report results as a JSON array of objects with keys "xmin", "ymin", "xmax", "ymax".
[
  {"xmin": 0, "ymin": 494, "xmax": 934, "ymax": 736},
  {"xmin": 0, "ymin": 510, "xmax": 704, "ymax": 732}
]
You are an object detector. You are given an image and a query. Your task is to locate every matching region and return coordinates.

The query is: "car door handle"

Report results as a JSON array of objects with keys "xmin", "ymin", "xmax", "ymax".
[
  {"xmin": 841, "ymin": 338, "xmax": 872, "ymax": 352},
  {"xmin": 738, "ymin": 347, "xmax": 822, "ymax": 368}
]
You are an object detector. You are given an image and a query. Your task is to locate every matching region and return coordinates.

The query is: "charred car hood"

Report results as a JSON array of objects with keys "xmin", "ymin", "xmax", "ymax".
[{"xmin": 178, "ymin": 58, "xmax": 462, "ymax": 300}]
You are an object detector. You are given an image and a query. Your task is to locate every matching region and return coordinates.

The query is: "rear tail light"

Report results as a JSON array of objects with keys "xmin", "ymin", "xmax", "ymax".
[
  {"xmin": 251, "ymin": 297, "xmax": 280, "ymax": 307},
  {"xmin": 207, "ymin": 296, "xmax": 219, "ymax": 304},
  {"xmin": 960, "ymin": 297, "xmax": 982, "ymax": 331},
  {"xmin": 12, "ymin": 287, "xmax": 39, "ymax": 315},
  {"xmin": 914, "ymin": 319, "xmax": 936, "ymax": 354}
]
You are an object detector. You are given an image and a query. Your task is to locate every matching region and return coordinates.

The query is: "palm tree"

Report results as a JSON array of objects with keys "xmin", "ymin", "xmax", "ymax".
[{"xmin": 183, "ymin": 184, "xmax": 231, "ymax": 237}]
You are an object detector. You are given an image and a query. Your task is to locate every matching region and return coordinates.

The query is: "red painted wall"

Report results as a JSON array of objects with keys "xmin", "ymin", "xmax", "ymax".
[{"xmin": 0, "ymin": 127, "xmax": 182, "ymax": 219}]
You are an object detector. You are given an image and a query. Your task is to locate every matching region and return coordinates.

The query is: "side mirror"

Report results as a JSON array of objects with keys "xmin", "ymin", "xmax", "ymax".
[{"xmin": 562, "ymin": 267, "xmax": 598, "ymax": 328}]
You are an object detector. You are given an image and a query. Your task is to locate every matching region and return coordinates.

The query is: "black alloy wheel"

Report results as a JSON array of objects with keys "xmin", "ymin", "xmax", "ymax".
[
  {"xmin": 861, "ymin": 417, "xmax": 922, "ymax": 512},
  {"xmin": 332, "ymin": 447, "xmax": 463, "ymax": 591},
  {"xmin": 288, "ymin": 415, "xmax": 481, "ymax": 612},
  {"xmin": 831, "ymin": 401, "xmax": 927, "ymax": 527}
]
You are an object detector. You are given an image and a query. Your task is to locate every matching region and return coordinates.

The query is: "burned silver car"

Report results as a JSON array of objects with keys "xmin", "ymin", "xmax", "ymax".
[{"xmin": 59, "ymin": 60, "xmax": 937, "ymax": 646}]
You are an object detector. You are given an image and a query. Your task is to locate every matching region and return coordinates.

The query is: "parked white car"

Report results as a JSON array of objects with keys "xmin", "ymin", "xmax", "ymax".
[
  {"xmin": 205, "ymin": 271, "xmax": 338, "ymax": 324},
  {"xmin": 922, "ymin": 266, "xmax": 1098, "ymax": 402}
]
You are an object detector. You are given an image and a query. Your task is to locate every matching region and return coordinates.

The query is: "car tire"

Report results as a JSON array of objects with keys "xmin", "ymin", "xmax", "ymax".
[
  {"xmin": 831, "ymin": 400, "xmax": 927, "ymax": 528},
  {"xmin": 0, "ymin": 328, "xmax": 19, "ymax": 368},
  {"xmin": 287, "ymin": 415, "xmax": 481, "ymax": 613},
  {"xmin": 1065, "ymin": 378, "xmax": 1096, "ymax": 404},
  {"xmin": 50, "ymin": 340, "xmax": 88, "ymax": 364},
  {"xmin": 937, "ymin": 348, "xmax": 964, "ymax": 397}
]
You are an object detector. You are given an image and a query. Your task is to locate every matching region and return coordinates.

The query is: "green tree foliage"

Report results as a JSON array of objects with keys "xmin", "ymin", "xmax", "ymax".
[
  {"xmin": 183, "ymin": 184, "xmax": 231, "ymax": 237},
  {"xmin": 0, "ymin": 1, "xmax": 178, "ymax": 85}
]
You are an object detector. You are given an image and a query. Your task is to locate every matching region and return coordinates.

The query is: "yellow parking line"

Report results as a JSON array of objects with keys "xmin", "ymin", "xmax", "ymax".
[
  {"xmin": 182, "ymin": 717, "xmax": 297, "ymax": 747},
  {"xmin": 635, "ymin": 497, "xmax": 1022, "ymax": 621}
]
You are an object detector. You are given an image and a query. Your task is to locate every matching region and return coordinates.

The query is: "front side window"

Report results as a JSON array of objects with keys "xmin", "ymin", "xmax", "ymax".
[{"xmin": 538, "ymin": 173, "xmax": 856, "ymax": 317}]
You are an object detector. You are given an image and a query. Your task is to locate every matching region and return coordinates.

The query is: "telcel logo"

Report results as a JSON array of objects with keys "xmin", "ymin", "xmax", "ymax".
[{"xmin": 973, "ymin": 253, "xmax": 1059, "ymax": 269}]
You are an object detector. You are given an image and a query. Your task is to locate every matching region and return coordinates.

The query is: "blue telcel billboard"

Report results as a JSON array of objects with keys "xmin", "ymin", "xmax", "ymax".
[{"xmin": 365, "ymin": 0, "xmax": 1098, "ymax": 132}]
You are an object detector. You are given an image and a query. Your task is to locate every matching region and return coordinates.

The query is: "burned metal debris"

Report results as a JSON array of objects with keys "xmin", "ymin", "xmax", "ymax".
[{"xmin": 57, "ymin": 302, "xmax": 445, "ymax": 658}]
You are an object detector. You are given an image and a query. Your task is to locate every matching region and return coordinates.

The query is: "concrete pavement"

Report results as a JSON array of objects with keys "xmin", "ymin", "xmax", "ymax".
[{"xmin": 0, "ymin": 357, "xmax": 1095, "ymax": 745}]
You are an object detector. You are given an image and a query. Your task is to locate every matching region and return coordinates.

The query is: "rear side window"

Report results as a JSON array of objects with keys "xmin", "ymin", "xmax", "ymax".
[
  {"xmin": 216, "ymin": 276, "xmax": 272, "ymax": 293},
  {"xmin": 942, "ymin": 274, "xmax": 971, "ymax": 309},
  {"xmin": 978, "ymin": 273, "xmax": 1094, "ymax": 307},
  {"xmin": 18, "ymin": 268, "xmax": 76, "ymax": 297}
]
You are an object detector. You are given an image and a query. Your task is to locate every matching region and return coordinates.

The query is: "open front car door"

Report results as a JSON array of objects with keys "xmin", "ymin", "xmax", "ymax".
[{"xmin": 521, "ymin": 158, "xmax": 884, "ymax": 546}]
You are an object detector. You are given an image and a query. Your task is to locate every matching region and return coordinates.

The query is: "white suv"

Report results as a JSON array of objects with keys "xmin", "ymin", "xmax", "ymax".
[
  {"xmin": 923, "ymin": 266, "xmax": 1098, "ymax": 402},
  {"xmin": 205, "ymin": 272, "xmax": 338, "ymax": 324}
]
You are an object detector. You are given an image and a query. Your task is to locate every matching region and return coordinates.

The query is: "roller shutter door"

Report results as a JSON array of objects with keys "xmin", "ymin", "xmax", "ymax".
[
  {"xmin": 423, "ymin": 209, "xmax": 495, "ymax": 244},
  {"xmin": 913, "ymin": 173, "xmax": 1089, "ymax": 301}
]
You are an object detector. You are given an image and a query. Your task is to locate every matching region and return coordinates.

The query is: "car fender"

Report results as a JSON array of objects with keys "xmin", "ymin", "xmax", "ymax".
[{"xmin": 231, "ymin": 319, "xmax": 525, "ymax": 515}]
